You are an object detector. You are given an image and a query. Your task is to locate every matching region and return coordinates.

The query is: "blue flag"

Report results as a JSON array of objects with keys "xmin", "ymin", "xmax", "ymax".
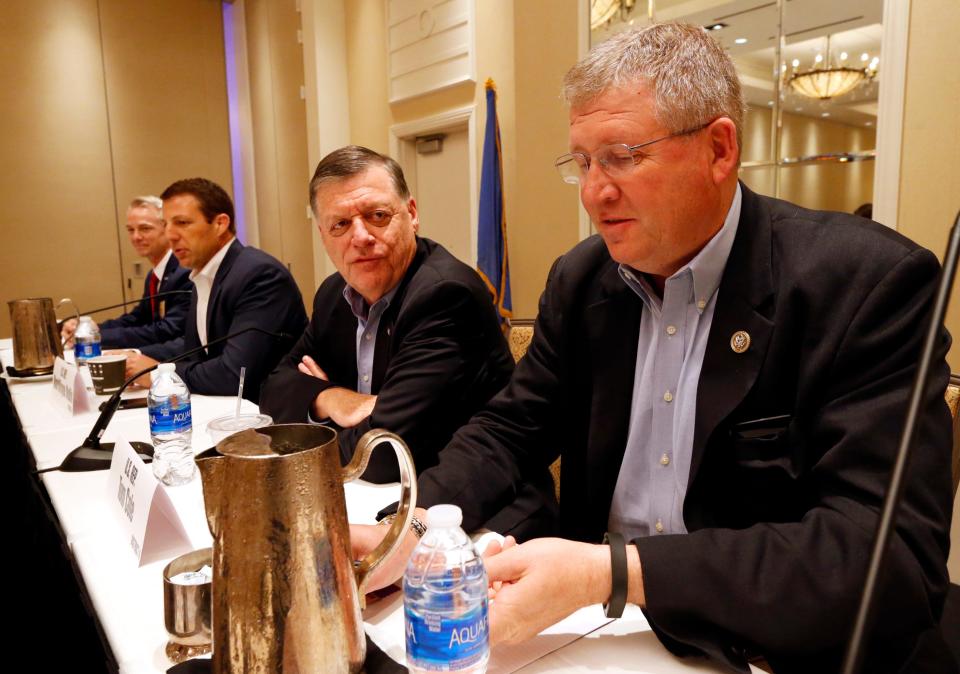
[{"xmin": 477, "ymin": 79, "xmax": 512, "ymax": 324}]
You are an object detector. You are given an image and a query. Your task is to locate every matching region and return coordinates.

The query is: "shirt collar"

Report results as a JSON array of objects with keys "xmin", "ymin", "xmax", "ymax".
[
  {"xmin": 342, "ymin": 284, "xmax": 400, "ymax": 322},
  {"xmin": 619, "ymin": 182, "xmax": 742, "ymax": 314},
  {"xmin": 153, "ymin": 248, "xmax": 173, "ymax": 281},
  {"xmin": 189, "ymin": 237, "xmax": 235, "ymax": 283}
]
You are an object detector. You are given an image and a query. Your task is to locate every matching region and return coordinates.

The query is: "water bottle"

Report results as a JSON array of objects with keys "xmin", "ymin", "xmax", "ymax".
[
  {"xmin": 148, "ymin": 363, "xmax": 195, "ymax": 486},
  {"xmin": 404, "ymin": 505, "xmax": 489, "ymax": 674},
  {"xmin": 73, "ymin": 316, "xmax": 101, "ymax": 365}
]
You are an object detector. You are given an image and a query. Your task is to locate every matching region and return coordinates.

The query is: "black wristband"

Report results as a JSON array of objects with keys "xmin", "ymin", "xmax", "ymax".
[{"xmin": 602, "ymin": 532, "xmax": 627, "ymax": 619}]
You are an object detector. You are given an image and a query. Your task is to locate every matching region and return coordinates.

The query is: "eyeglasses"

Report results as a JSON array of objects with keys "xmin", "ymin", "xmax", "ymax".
[
  {"xmin": 325, "ymin": 208, "xmax": 397, "ymax": 238},
  {"xmin": 554, "ymin": 122, "xmax": 712, "ymax": 185}
]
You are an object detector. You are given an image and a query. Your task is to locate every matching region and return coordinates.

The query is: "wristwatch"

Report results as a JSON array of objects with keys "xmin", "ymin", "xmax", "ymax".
[{"xmin": 377, "ymin": 512, "xmax": 426, "ymax": 539}]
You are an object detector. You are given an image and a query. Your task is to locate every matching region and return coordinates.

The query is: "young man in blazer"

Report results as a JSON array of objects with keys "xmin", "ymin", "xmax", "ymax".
[
  {"xmin": 353, "ymin": 24, "xmax": 956, "ymax": 673},
  {"xmin": 124, "ymin": 178, "xmax": 307, "ymax": 403},
  {"xmin": 61, "ymin": 196, "xmax": 191, "ymax": 349}
]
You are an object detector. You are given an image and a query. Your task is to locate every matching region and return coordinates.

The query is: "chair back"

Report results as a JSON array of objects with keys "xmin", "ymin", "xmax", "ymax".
[
  {"xmin": 507, "ymin": 319, "xmax": 561, "ymax": 502},
  {"xmin": 947, "ymin": 375, "xmax": 960, "ymax": 497}
]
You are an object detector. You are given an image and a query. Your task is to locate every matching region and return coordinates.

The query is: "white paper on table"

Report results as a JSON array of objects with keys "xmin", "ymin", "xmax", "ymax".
[
  {"xmin": 50, "ymin": 356, "xmax": 92, "ymax": 414},
  {"xmin": 107, "ymin": 435, "xmax": 193, "ymax": 566}
]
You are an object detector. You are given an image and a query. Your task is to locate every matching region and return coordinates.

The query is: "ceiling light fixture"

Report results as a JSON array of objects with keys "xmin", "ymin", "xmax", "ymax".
[{"xmin": 788, "ymin": 36, "xmax": 874, "ymax": 100}]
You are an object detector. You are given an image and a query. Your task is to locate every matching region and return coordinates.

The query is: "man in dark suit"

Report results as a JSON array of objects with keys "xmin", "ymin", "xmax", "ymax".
[
  {"xmin": 260, "ymin": 146, "xmax": 553, "ymax": 538},
  {"xmin": 354, "ymin": 24, "xmax": 956, "ymax": 672},
  {"xmin": 60, "ymin": 196, "xmax": 192, "ymax": 349},
  {"xmin": 125, "ymin": 178, "xmax": 307, "ymax": 402}
]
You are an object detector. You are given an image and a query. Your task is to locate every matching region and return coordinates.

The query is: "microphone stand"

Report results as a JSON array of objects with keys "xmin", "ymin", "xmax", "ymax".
[
  {"xmin": 841, "ymin": 209, "xmax": 960, "ymax": 674},
  {"xmin": 73, "ymin": 290, "xmax": 193, "ymax": 317},
  {"xmin": 56, "ymin": 290, "xmax": 193, "ymax": 329},
  {"xmin": 38, "ymin": 326, "xmax": 290, "ymax": 473}
]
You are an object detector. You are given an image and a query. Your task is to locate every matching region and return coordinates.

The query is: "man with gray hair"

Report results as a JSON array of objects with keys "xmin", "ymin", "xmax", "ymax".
[
  {"xmin": 354, "ymin": 23, "xmax": 956, "ymax": 672},
  {"xmin": 61, "ymin": 195, "xmax": 191, "ymax": 349}
]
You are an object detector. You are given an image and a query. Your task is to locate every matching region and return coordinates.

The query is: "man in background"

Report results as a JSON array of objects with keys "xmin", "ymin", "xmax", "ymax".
[
  {"xmin": 260, "ymin": 146, "xmax": 554, "ymax": 539},
  {"xmin": 61, "ymin": 196, "xmax": 191, "ymax": 349},
  {"xmin": 125, "ymin": 178, "xmax": 307, "ymax": 402}
]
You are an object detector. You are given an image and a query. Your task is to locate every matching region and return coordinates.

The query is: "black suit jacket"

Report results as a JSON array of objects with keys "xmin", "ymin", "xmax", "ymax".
[
  {"xmin": 144, "ymin": 240, "xmax": 307, "ymax": 403},
  {"xmin": 100, "ymin": 254, "xmax": 192, "ymax": 348},
  {"xmin": 416, "ymin": 185, "xmax": 956, "ymax": 672},
  {"xmin": 261, "ymin": 237, "xmax": 556, "ymax": 539}
]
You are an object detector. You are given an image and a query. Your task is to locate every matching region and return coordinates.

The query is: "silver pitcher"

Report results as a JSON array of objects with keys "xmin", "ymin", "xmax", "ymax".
[
  {"xmin": 8, "ymin": 297, "xmax": 63, "ymax": 374},
  {"xmin": 196, "ymin": 424, "xmax": 417, "ymax": 673}
]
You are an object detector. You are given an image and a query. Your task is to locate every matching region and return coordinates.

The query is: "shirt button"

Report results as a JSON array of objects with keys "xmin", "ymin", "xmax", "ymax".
[
  {"xmin": 663, "ymin": 390, "xmax": 673, "ymax": 403},
  {"xmin": 666, "ymin": 325, "xmax": 677, "ymax": 336},
  {"xmin": 362, "ymin": 374, "xmax": 369, "ymax": 382},
  {"xmin": 697, "ymin": 299, "xmax": 706, "ymax": 310},
  {"xmin": 660, "ymin": 453, "xmax": 670, "ymax": 466},
  {"xmin": 655, "ymin": 519, "xmax": 664, "ymax": 533},
  {"xmin": 365, "ymin": 333, "xmax": 373, "ymax": 341}
]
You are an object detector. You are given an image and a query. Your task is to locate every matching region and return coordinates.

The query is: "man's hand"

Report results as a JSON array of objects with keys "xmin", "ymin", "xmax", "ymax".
[
  {"xmin": 482, "ymin": 537, "xmax": 644, "ymax": 646},
  {"xmin": 350, "ymin": 506, "xmax": 428, "ymax": 592},
  {"xmin": 60, "ymin": 317, "xmax": 81, "ymax": 347},
  {"xmin": 298, "ymin": 354, "xmax": 329, "ymax": 381},
  {"xmin": 299, "ymin": 354, "xmax": 376, "ymax": 426},
  {"xmin": 124, "ymin": 353, "xmax": 159, "ymax": 388},
  {"xmin": 314, "ymin": 388, "xmax": 377, "ymax": 427}
]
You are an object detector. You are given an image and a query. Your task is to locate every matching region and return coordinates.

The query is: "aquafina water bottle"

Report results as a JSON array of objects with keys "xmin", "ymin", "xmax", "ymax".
[
  {"xmin": 404, "ymin": 504, "xmax": 489, "ymax": 674},
  {"xmin": 73, "ymin": 316, "xmax": 101, "ymax": 365},
  {"xmin": 148, "ymin": 363, "xmax": 195, "ymax": 486}
]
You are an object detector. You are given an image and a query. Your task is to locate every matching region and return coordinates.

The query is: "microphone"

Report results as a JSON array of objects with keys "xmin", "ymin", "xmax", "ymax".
[
  {"xmin": 841, "ymin": 209, "xmax": 960, "ymax": 674},
  {"xmin": 39, "ymin": 326, "xmax": 292, "ymax": 473}
]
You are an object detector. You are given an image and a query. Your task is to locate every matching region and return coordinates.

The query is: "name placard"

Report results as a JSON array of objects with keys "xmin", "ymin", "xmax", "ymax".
[
  {"xmin": 108, "ymin": 436, "xmax": 192, "ymax": 566},
  {"xmin": 51, "ymin": 357, "xmax": 91, "ymax": 415}
]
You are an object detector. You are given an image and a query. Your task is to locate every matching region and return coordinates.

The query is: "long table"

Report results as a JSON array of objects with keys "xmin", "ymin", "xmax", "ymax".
[{"xmin": 3, "ymin": 339, "xmax": 755, "ymax": 673}]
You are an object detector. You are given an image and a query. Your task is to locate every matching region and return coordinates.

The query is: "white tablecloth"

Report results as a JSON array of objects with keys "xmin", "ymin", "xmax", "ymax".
[{"xmin": 3, "ymin": 339, "xmax": 754, "ymax": 673}]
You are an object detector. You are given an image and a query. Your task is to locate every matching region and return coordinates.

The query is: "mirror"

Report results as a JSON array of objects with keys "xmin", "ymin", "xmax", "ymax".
[{"xmin": 590, "ymin": 0, "xmax": 884, "ymax": 216}]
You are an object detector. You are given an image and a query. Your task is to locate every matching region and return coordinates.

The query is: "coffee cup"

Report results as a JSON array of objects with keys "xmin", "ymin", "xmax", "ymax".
[{"xmin": 87, "ymin": 354, "xmax": 126, "ymax": 394}]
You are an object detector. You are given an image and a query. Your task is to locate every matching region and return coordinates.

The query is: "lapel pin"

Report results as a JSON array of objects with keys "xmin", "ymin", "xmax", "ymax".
[{"xmin": 730, "ymin": 330, "xmax": 751, "ymax": 354}]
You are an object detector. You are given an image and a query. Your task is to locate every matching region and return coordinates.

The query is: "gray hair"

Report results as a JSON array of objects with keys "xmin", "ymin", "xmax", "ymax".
[
  {"xmin": 127, "ymin": 195, "xmax": 163, "ymax": 218},
  {"xmin": 309, "ymin": 145, "xmax": 410, "ymax": 213},
  {"xmin": 563, "ymin": 23, "xmax": 745, "ymax": 149}
]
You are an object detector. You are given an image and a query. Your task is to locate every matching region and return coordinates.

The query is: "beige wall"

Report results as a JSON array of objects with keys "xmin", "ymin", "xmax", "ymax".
[
  {"xmin": 0, "ymin": 0, "xmax": 118, "ymax": 339},
  {"xmin": 511, "ymin": 0, "xmax": 581, "ymax": 319},
  {"xmin": 894, "ymin": 0, "xmax": 960, "ymax": 583},
  {"xmin": 342, "ymin": 0, "xmax": 578, "ymax": 319},
  {"xmin": 0, "ymin": 0, "xmax": 231, "ymax": 338},
  {"xmin": 244, "ymin": 0, "xmax": 314, "ymax": 304},
  {"xmin": 898, "ymin": 0, "xmax": 960, "ymax": 376}
]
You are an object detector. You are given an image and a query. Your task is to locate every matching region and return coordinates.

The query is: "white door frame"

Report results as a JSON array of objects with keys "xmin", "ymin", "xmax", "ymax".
[{"xmin": 389, "ymin": 105, "xmax": 479, "ymax": 262}]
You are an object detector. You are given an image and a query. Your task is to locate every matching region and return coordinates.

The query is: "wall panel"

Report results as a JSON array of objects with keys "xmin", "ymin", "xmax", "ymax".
[{"xmin": 0, "ymin": 0, "xmax": 120, "ymax": 337}]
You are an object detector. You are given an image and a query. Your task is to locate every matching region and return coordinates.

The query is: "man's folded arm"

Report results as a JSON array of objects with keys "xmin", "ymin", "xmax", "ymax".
[{"xmin": 334, "ymin": 280, "xmax": 513, "ymax": 481}]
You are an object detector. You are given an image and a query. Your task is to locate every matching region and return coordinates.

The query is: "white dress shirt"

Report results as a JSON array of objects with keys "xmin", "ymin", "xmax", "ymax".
[
  {"xmin": 152, "ymin": 248, "xmax": 173, "ymax": 282},
  {"xmin": 190, "ymin": 238, "xmax": 234, "ymax": 348}
]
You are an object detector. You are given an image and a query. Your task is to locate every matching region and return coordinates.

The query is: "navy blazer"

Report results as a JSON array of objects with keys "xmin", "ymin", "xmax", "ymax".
[
  {"xmin": 415, "ymin": 185, "xmax": 956, "ymax": 672},
  {"xmin": 100, "ymin": 254, "xmax": 192, "ymax": 348},
  {"xmin": 144, "ymin": 240, "xmax": 307, "ymax": 402}
]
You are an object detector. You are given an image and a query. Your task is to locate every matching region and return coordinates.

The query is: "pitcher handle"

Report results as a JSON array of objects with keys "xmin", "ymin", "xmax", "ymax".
[{"xmin": 343, "ymin": 429, "xmax": 417, "ymax": 597}]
